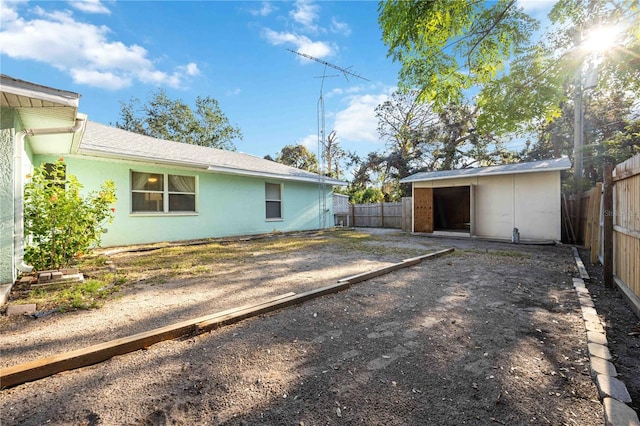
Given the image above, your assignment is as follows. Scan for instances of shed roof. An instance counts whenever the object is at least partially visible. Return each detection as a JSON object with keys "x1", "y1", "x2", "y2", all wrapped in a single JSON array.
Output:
[
  {"x1": 400, "y1": 157, "x2": 571, "y2": 183},
  {"x1": 78, "y1": 121, "x2": 345, "y2": 186}
]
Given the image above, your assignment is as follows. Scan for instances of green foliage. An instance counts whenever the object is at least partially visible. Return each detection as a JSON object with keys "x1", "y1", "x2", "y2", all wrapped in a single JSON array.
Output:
[
  {"x1": 274, "y1": 144, "x2": 319, "y2": 173},
  {"x1": 379, "y1": 0, "x2": 538, "y2": 110},
  {"x1": 349, "y1": 187, "x2": 385, "y2": 204},
  {"x1": 23, "y1": 159, "x2": 117, "y2": 270},
  {"x1": 115, "y1": 89, "x2": 242, "y2": 150}
]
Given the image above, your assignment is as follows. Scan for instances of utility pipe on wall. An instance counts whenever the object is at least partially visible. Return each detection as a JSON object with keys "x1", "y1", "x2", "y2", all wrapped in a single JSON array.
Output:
[{"x1": 12, "y1": 118, "x2": 86, "y2": 277}]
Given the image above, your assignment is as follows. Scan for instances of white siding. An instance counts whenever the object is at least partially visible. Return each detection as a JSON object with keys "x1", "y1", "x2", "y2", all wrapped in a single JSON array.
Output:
[{"x1": 413, "y1": 171, "x2": 562, "y2": 241}]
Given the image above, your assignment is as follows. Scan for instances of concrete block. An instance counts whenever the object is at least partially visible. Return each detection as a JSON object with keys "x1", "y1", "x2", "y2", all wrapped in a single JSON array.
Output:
[
  {"x1": 585, "y1": 320, "x2": 605, "y2": 334},
  {"x1": 597, "y1": 375, "x2": 632, "y2": 403},
  {"x1": 587, "y1": 331, "x2": 608, "y2": 346},
  {"x1": 6, "y1": 304, "x2": 37, "y2": 316},
  {"x1": 575, "y1": 286, "x2": 590, "y2": 295},
  {"x1": 583, "y1": 312, "x2": 602, "y2": 325},
  {"x1": 590, "y1": 356, "x2": 617, "y2": 377},
  {"x1": 37, "y1": 273, "x2": 52, "y2": 283},
  {"x1": 60, "y1": 268, "x2": 79, "y2": 275},
  {"x1": 582, "y1": 306, "x2": 598, "y2": 317},
  {"x1": 578, "y1": 297, "x2": 595, "y2": 308},
  {"x1": 51, "y1": 271, "x2": 63, "y2": 280},
  {"x1": 589, "y1": 343, "x2": 612, "y2": 360},
  {"x1": 19, "y1": 276, "x2": 34, "y2": 284},
  {"x1": 603, "y1": 397, "x2": 640, "y2": 426}
]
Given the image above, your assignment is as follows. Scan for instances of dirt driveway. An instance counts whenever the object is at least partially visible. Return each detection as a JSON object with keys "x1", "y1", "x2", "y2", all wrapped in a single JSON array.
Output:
[{"x1": 0, "y1": 229, "x2": 623, "y2": 424}]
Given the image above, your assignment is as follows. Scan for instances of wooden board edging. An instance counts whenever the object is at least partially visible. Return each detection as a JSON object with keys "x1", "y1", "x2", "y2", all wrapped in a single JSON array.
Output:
[
  {"x1": 1, "y1": 248, "x2": 455, "y2": 389},
  {"x1": 337, "y1": 248, "x2": 455, "y2": 284},
  {"x1": 0, "y1": 292, "x2": 296, "y2": 388}
]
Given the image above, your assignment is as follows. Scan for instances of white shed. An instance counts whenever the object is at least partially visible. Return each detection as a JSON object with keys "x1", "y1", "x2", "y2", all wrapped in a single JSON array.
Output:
[{"x1": 400, "y1": 157, "x2": 571, "y2": 242}]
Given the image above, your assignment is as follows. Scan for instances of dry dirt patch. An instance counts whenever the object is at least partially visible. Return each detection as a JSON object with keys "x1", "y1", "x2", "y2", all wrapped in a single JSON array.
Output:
[{"x1": 1, "y1": 230, "x2": 606, "y2": 425}]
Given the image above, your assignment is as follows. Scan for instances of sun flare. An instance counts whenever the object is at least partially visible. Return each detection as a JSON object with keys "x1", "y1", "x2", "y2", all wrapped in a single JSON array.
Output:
[{"x1": 583, "y1": 25, "x2": 620, "y2": 53}]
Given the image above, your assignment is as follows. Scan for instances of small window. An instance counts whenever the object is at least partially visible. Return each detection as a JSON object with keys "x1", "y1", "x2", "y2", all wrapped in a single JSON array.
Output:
[
  {"x1": 131, "y1": 172, "x2": 196, "y2": 213},
  {"x1": 265, "y1": 183, "x2": 282, "y2": 220}
]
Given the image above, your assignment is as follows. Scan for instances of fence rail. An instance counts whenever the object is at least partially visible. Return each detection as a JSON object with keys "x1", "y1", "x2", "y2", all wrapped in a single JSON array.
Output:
[
  {"x1": 577, "y1": 154, "x2": 640, "y2": 315},
  {"x1": 350, "y1": 202, "x2": 403, "y2": 228}
]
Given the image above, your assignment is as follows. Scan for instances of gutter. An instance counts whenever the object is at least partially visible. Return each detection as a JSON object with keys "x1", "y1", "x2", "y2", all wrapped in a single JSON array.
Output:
[
  {"x1": 13, "y1": 117, "x2": 86, "y2": 277},
  {"x1": 206, "y1": 165, "x2": 347, "y2": 186}
]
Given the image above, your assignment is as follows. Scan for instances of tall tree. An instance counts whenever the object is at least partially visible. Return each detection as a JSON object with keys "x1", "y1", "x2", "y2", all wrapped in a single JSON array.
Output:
[
  {"x1": 379, "y1": 0, "x2": 640, "y2": 138},
  {"x1": 115, "y1": 89, "x2": 242, "y2": 150},
  {"x1": 274, "y1": 144, "x2": 319, "y2": 173},
  {"x1": 379, "y1": 0, "x2": 538, "y2": 110},
  {"x1": 324, "y1": 130, "x2": 347, "y2": 179}
]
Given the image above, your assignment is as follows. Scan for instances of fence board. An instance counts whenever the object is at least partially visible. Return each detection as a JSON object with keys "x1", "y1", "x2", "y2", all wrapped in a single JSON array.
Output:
[
  {"x1": 613, "y1": 154, "x2": 640, "y2": 302},
  {"x1": 350, "y1": 202, "x2": 403, "y2": 229}
]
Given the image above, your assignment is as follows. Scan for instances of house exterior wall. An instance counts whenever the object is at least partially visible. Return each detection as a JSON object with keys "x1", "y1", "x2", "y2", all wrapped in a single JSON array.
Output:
[
  {"x1": 0, "y1": 109, "x2": 15, "y2": 284},
  {"x1": 35, "y1": 155, "x2": 331, "y2": 246},
  {"x1": 412, "y1": 171, "x2": 562, "y2": 241}
]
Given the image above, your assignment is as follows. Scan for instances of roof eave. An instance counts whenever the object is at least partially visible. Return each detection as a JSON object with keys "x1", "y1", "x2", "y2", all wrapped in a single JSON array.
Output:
[
  {"x1": 207, "y1": 165, "x2": 347, "y2": 186},
  {"x1": 0, "y1": 74, "x2": 81, "y2": 108},
  {"x1": 400, "y1": 164, "x2": 571, "y2": 184}
]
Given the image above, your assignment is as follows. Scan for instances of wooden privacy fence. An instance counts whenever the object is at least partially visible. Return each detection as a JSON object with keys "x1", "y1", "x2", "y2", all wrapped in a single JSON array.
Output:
[
  {"x1": 612, "y1": 155, "x2": 640, "y2": 307},
  {"x1": 347, "y1": 198, "x2": 412, "y2": 231},
  {"x1": 579, "y1": 154, "x2": 640, "y2": 315}
]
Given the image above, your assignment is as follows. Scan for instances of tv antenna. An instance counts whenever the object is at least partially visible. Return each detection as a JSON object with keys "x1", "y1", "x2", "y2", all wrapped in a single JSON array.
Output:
[{"x1": 287, "y1": 48, "x2": 368, "y2": 229}]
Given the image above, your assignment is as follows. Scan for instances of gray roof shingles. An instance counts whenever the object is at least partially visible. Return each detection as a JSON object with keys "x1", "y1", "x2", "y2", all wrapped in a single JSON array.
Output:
[
  {"x1": 400, "y1": 157, "x2": 572, "y2": 183},
  {"x1": 79, "y1": 121, "x2": 344, "y2": 185}
]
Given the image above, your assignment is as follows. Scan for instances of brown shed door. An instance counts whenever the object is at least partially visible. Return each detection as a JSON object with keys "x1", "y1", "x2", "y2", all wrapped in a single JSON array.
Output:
[{"x1": 414, "y1": 187, "x2": 434, "y2": 233}]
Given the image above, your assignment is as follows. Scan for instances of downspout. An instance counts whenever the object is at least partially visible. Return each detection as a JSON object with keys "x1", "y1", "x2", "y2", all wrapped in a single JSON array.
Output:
[{"x1": 13, "y1": 118, "x2": 86, "y2": 275}]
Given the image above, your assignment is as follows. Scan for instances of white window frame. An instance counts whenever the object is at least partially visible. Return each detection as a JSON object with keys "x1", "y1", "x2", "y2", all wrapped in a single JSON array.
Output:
[
  {"x1": 265, "y1": 182, "x2": 283, "y2": 221},
  {"x1": 131, "y1": 171, "x2": 198, "y2": 215}
]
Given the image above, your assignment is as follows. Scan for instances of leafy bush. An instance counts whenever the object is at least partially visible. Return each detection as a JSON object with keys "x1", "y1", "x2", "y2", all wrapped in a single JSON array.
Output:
[{"x1": 23, "y1": 159, "x2": 116, "y2": 270}]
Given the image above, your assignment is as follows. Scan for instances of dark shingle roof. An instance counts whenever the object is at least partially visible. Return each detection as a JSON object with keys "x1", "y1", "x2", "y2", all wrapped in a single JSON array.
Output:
[{"x1": 79, "y1": 121, "x2": 344, "y2": 185}]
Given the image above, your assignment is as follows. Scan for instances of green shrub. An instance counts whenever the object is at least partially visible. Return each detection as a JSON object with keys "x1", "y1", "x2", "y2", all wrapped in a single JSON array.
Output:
[{"x1": 23, "y1": 158, "x2": 117, "y2": 270}]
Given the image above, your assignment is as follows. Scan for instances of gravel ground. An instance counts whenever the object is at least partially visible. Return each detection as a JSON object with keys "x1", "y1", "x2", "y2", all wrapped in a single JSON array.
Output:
[{"x1": 0, "y1": 229, "x2": 623, "y2": 425}]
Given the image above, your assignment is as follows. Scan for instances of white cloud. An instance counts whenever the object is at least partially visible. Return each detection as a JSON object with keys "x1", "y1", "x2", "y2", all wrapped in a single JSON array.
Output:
[
  {"x1": 0, "y1": 3, "x2": 198, "y2": 90},
  {"x1": 330, "y1": 17, "x2": 351, "y2": 36},
  {"x1": 70, "y1": 69, "x2": 130, "y2": 89},
  {"x1": 226, "y1": 87, "x2": 242, "y2": 96},
  {"x1": 262, "y1": 28, "x2": 333, "y2": 58},
  {"x1": 179, "y1": 62, "x2": 200, "y2": 76},
  {"x1": 68, "y1": 0, "x2": 111, "y2": 15},
  {"x1": 0, "y1": 1, "x2": 23, "y2": 23},
  {"x1": 290, "y1": 0, "x2": 319, "y2": 33},
  {"x1": 296, "y1": 134, "x2": 319, "y2": 152},
  {"x1": 333, "y1": 93, "x2": 390, "y2": 143},
  {"x1": 249, "y1": 1, "x2": 275, "y2": 17}
]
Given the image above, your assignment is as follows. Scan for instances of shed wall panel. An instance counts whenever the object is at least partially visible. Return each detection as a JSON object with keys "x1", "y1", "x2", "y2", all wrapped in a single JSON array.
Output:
[{"x1": 412, "y1": 170, "x2": 562, "y2": 241}]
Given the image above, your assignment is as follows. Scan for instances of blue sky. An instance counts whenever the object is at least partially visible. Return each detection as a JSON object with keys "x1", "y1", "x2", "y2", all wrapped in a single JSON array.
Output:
[{"x1": 1, "y1": 0, "x2": 555, "y2": 162}]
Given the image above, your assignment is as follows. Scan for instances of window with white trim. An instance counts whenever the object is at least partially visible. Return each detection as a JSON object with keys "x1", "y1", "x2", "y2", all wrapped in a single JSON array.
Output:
[
  {"x1": 265, "y1": 182, "x2": 282, "y2": 220},
  {"x1": 131, "y1": 172, "x2": 196, "y2": 213}
]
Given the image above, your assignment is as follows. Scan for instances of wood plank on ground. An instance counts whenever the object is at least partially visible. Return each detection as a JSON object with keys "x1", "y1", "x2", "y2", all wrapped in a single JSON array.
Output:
[
  {"x1": 0, "y1": 292, "x2": 295, "y2": 388},
  {"x1": 337, "y1": 248, "x2": 455, "y2": 284},
  {"x1": 1, "y1": 248, "x2": 454, "y2": 388}
]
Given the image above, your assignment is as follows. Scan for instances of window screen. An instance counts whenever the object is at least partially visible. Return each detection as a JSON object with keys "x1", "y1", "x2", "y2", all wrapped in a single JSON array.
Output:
[
  {"x1": 265, "y1": 183, "x2": 282, "y2": 219},
  {"x1": 131, "y1": 172, "x2": 196, "y2": 213}
]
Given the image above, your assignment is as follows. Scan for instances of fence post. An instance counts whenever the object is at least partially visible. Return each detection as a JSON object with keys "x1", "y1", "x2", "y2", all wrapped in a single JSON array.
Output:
[
  {"x1": 380, "y1": 202, "x2": 384, "y2": 228},
  {"x1": 590, "y1": 183, "x2": 602, "y2": 264},
  {"x1": 603, "y1": 162, "x2": 614, "y2": 289}
]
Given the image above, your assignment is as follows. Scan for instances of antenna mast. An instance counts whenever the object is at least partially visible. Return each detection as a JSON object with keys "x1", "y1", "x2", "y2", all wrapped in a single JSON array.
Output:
[{"x1": 287, "y1": 48, "x2": 369, "y2": 230}]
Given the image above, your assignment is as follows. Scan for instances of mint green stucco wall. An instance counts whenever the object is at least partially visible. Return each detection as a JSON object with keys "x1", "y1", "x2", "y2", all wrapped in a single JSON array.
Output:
[
  {"x1": 0, "y1": 108, "x2": 16, "y2": 284},
  {"x1": 35, "y1": 155, "x2": 332, "y2": 247}
]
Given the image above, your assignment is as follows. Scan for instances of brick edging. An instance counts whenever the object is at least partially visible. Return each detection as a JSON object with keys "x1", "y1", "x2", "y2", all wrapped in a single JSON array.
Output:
[{"x1": 571, "y1": 259, "x2": 639, "y2": 425}]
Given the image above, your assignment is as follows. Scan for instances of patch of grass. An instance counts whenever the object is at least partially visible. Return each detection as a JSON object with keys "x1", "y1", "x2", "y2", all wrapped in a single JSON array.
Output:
[{"x1": 21, "y1": 278, "x2": 120, "y2": 311}]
